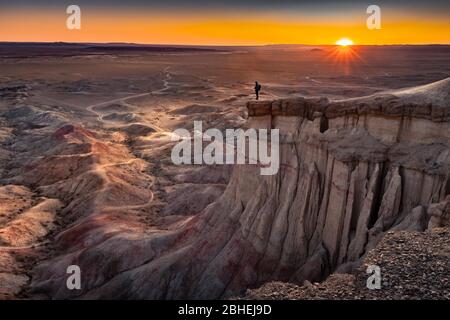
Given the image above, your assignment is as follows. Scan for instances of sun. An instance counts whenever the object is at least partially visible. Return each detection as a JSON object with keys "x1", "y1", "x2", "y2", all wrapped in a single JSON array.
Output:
[
  {"x1": 336, "y1": 38, "x2": 354, "y2": 47},
  {"x1": 326, "y1": 38, "x2": 363, "y2": 75}
]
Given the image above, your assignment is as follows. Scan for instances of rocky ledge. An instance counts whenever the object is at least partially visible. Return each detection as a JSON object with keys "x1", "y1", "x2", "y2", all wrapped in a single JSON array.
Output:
[
  {"x1": 242, "y1": 227, "x2": 450, "y2": 300},
  {"x1": 247, "y1": 77, "x2": 450, "y2": 122}
]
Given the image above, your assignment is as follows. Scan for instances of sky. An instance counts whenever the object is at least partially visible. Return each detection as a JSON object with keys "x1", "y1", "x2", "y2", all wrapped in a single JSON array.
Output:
[{"x1": 0, "y1": 0, "x2": 449, "y2": 45}]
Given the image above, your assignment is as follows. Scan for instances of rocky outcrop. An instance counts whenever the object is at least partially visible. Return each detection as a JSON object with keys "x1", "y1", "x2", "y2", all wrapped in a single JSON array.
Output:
[
  {"x1": 25, "y1": 78, "x2": 450, "y2": 299},
  {"x1": 247, "y1": 77, "x2": 450, "y2": 122},
  {"x1": 0, "y1": 85, "x2": 29, "y2": 100},
  {"x1": 427, "y1": 197, "x2": 450, "y2": 228}
]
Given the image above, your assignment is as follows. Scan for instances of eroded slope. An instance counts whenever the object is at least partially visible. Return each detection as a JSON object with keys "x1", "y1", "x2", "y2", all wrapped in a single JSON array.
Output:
[{"x1": 23, "y1": 78, "x2": 450, "y2": 299}]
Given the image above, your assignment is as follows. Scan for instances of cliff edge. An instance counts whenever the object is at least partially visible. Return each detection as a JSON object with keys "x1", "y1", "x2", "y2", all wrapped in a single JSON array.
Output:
[{"x1": 24, "y1": 77, "x2": 450, "y2": 299}]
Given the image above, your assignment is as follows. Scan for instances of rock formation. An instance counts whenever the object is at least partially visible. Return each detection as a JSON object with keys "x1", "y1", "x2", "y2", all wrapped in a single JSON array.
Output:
[{"x1": 1, "y1": 78, "x2": 449, "y2": 299}]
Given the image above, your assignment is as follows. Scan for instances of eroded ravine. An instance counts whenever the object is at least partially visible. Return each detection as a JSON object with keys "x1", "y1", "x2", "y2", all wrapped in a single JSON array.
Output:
[
  {"x1": 0, "y1": 67, "x2": 231, "y2": 299},
  {"x1": 0, "y1": 75, "x2": 448, "y2": 300},
  {"x1": 15, "y1": 78, "x2": 448, "y2": 299}
]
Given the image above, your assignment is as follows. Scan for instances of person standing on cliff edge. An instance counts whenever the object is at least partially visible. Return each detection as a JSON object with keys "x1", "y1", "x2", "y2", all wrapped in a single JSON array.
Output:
[{"x1": 254, "y1": 81, "x2": 261, "y2": 100}]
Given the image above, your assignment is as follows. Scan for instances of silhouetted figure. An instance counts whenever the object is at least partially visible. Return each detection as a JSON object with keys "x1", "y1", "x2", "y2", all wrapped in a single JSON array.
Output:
[{"x1": 254, "y1": 81, "x2": 261, "y2": 100}]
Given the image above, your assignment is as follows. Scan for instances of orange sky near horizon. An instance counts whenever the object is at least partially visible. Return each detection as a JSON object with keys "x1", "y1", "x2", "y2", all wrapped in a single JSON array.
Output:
[{"x1": 0, "y1": 8, "x2": 449, "y2": 45}]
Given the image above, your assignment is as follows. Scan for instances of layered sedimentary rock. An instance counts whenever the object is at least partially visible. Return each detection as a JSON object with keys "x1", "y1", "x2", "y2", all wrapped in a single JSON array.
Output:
[{"x1": 23, "y1": 78, "x2": 450, "y2": 299}]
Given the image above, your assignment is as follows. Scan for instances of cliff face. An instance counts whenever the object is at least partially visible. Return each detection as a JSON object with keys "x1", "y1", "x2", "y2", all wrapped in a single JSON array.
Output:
[
  {"x1": 29, "y1": 78, "x2": 450, "y2": 299},
  {"x1": 242, "y1": 78, "x2": 450, "y2": 280}
]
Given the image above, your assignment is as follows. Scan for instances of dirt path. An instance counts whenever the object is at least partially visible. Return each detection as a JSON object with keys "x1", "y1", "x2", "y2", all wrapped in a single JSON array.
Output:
[
  {"x1": 0, "y1": 241, "x2": 49, "y2": 252},
  {"x1": 86, "y1": 67, "x2": 172, "y2": 123},
  {"x1": 0, "y1": 67, "x2": 172, "y2": 286}
]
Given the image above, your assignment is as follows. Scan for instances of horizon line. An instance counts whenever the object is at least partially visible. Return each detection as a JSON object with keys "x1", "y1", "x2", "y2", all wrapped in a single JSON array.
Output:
[{"x1": 1, "y1": 41, "x2": 450, "y2": 47}]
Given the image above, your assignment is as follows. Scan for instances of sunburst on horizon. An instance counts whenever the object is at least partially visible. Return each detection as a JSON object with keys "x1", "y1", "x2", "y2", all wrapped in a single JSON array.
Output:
[
  {"x1": 336, "y1": 38, "x2": 354, "y2": 47},
  {"x1": 326, "y1": 38, "x2": 364, "y2": 75}
]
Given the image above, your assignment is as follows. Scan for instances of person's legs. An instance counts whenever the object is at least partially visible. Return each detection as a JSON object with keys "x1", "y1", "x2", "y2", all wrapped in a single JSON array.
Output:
[{"x1": 256, "y1": 91, "x2": 259, "y2": 100}]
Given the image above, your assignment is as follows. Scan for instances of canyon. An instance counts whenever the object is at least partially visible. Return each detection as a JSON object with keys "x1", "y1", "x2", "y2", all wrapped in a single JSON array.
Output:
[
  {"x1": 1, "y1": 77, "x2": 448, "y2": 299},
  {"x1": 0, "y1": 44, "x2": 449, "y2": 299}
]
